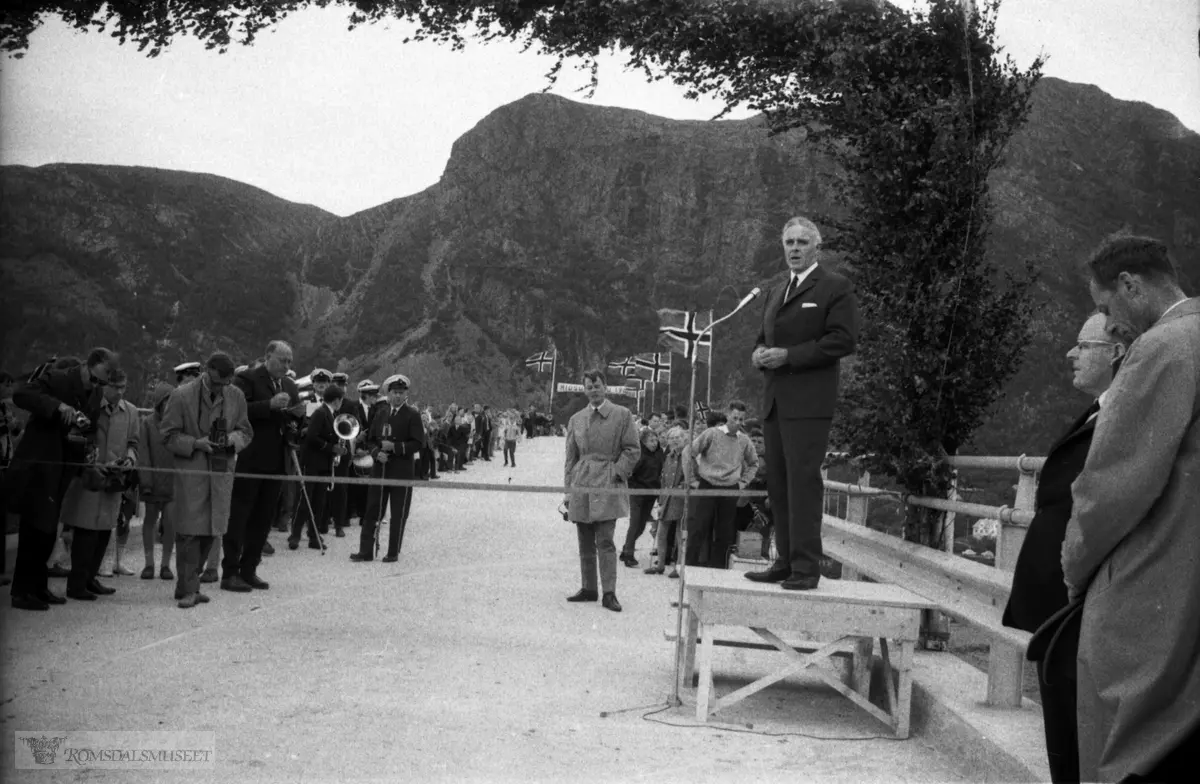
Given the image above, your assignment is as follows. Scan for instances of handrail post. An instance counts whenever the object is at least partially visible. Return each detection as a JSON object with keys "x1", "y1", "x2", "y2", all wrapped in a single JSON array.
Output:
[
  {"x1": 842, "y1": 471, "x2": 871, "y2": 581},
  {"x1": 986, "y1": 456, "x2": 1038, "y2": 707}
]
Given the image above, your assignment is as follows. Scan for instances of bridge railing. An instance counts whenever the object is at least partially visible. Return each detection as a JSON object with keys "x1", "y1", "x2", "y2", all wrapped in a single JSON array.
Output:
[{"x1": 818, "y1": 455, "x2": 1044, "y2": 708}]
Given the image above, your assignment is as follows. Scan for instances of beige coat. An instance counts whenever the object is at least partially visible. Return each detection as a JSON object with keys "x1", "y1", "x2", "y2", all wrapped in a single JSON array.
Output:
[
  {"x1": 59, "y1": 398, "x2": 140, "y2": 531},
  {"x1": 564, "y1": 398, "x2": 640, "y2": 523},
  {"x1": 161, "y1": 377, "x2": 252, "y2": 537},
  {"x1": 1062, "y1": 298, "x2": 1200, "y2": 781}
]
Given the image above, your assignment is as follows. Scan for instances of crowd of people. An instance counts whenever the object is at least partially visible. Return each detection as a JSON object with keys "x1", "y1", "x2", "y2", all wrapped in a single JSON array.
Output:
[{"x1": 0, "y1": 342, "x2": 536, "y2": 609}]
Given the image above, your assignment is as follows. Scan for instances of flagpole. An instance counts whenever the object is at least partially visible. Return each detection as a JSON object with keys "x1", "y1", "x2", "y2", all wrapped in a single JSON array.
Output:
[
  {"x1": 667, "y1": 353, "x2": 673, "y2": 413},
  {"x1": 707, "y1": 309, "x2": 714, "y2": 405},
  {"x1": 548, "y1": 349, "x2": 557, "y2": 421}
]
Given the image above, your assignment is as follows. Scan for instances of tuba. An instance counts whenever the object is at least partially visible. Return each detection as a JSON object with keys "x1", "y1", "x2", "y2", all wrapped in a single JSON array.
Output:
[{"x1": 335, "y1": 412, "x2": 374, "y2": 476}]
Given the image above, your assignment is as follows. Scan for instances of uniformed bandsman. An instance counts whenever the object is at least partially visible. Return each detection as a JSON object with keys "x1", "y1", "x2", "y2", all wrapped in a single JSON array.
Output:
[
  {"x1": 174, "y1": 362, "x2": 202, "y2": 386},
  {"x1": 351, "y1": 374, "x2": 424, "y2": 563}
]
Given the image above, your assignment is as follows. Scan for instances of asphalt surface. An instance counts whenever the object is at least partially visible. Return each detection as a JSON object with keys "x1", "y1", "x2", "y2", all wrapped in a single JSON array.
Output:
[{"x1": 2, "y1": 436, "x2": 978, "y2": 783}]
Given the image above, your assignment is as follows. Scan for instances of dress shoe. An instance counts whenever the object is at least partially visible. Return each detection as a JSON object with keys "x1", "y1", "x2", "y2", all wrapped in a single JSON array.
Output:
[
  {"x1": 200, "y1": 568, "x2": 218, "y2": 583},
  {"x1": 160, "y1": 566, "x2": 174, "y2": 580},
  {"x1": 178, "y1": 593, "x2": 199, "y2": 609},
  {"x1": 667, "y1": 568, "x2": 680, "y2": 579},
  {"x1": 602, "y1": 592, "x2": 623, "y2": 612},
  {"x1": 36, "y1": 589, "x2": 66, "y2": 605},
  {"x1": 140, "y1": 565, "x2": 156, "y2": 580},
  {"x1": 745, "y1": 565, "x2": 791, "y2": 584},
  {"x1": 780, "y1": 575, "x2": 820, "y2": 591},
  {"x1": 287, "y1": 538, "x2": 300, "y2": 550},
  {"x1": 220, "y1": 575, "x2": 253, "y2": 593},
  {"x1": 47, "y1": 564, "x2": 70, "y2": 578},
  {"x1": 67, "y1": 589, "x2": 97, "y2": 601},
  {"x1": 262, "y1": 541, "x2": 275, "y2": 556},
  {"x1": 12, "y1": 593, "x2": 50, "y2": 611},
  {"x1": 620, "y1": 554, "x2": 639, "y2": 568},
  {"x1": 382, "y1": 554, "x2": 398, "y2": 563},
  {"x1": 242, "y1": 574, "x2": 269, "y2": 590},
  {"x1": 334, "y1": 527, "x2": 345, "y2": 538},
  {"x1": 113, "y1": 563, "x2": 135, "y2": 576},
  {"x1": 195, "y1": 592, "x2": 211, "y2": 603},
  {"x1": 350, "y1": 553, "x2": 373, "y2": 562},
  {"x1": 566, "y1": 589, "x2": 598, "y2": 603},
  {"x1": 87, "y1": 579, "x2": 116, "y2": 595},
  {"x1": 643, "y1": 565, "x2": 665, "y2": 575}
]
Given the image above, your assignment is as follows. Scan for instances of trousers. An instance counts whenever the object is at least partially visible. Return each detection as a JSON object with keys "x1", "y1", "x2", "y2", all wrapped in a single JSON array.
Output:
[
  {"x1": 763, "y1": 415, "x2": 831, "y2": 579},
  {"x1": 175, "y1": 534, "x2": 215, "y2": 598},
  {"x1": 68, "y1": 528, "x2": 112, "y2": 594},
  {"x1": 620, "y1": 495, "x2": 656, "y2": 558},
  {"x1": 223, "y1": 476, "x2": 281, "y2": 580},
  {"x1": 576, "y1": 520, "x2": 617, "y2": 595},
  {"x1": 685, "y1": 479, "x2": 740, "y2": 569}
]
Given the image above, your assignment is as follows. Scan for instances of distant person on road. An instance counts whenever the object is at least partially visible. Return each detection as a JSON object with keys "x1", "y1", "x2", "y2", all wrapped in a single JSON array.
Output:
[
  {"x1": 563, "y1": 369, "x2": 640, "y2": 613},
  {"x1": 1003, "y1": 311, "x2": 1131, "y2": 784},
  {"x1": 1061, "y1": 235, "x2": 1199, "y2": 782}
]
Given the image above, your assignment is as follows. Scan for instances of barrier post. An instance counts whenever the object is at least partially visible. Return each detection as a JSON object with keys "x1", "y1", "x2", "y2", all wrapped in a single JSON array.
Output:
[{"x1": 985, "y1": 458, "x2": 1037, "y2": 707}]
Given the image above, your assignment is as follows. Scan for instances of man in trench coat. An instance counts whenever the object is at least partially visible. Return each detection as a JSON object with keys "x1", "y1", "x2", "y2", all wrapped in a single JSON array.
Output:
[
  {"x1": 1063, "y1": 235, "x2": 1200, "y2": 782},
  {"x1": 162, "y1": 353, "x2": 252, "y2": 609},
  {"x1": 563, "y1": 369, "x2": 640, "y2": 613}
]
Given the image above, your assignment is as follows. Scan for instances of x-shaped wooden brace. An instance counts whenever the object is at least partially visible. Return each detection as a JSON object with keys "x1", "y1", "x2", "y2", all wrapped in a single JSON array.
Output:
[{"x1": 696, "y1": 625, "x2": 900, "y2": 734}]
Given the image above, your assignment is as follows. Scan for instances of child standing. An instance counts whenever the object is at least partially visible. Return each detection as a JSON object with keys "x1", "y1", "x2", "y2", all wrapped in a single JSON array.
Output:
[{"x1": 647, "y1": 426, "x2": 687, "y2": 576}]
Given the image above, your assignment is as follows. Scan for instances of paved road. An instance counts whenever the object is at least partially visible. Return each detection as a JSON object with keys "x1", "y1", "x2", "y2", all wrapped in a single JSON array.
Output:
[{"x1": 2, "y1": 437, "x2": 975, "y2": 782}]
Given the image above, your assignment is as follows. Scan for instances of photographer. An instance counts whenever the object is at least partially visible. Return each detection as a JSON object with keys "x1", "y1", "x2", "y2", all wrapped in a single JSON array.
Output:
[
  {"x1": 222, "y1": 341, "x2": 300, "y2": 593},
  {"x1": 8, "y1": 348, "x2": 116, "y2": 611},
  {"x1": 162, "y1": 352, "x2": 251, "y2": 609},
  {"x1": 60, "y1": 368, "x2": 140, "y2": 601}
]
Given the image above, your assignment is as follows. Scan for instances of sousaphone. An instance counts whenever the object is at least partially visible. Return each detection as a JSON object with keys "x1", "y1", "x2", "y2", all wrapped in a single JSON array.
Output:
[{"x1": 334, "y1": 413, "x2": 374, "y2": 476}]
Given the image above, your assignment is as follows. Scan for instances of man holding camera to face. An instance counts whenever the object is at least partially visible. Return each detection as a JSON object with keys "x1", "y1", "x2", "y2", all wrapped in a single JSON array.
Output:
[
  {"x1": 161, "y1": 352, "x2": 252, "y2": 609},
  {"x1": 222, "y1": 340, "x2": 301, "y2": 593},
  {"x1": 7, "y1": 348, "x2": 116, "y2": 611}
]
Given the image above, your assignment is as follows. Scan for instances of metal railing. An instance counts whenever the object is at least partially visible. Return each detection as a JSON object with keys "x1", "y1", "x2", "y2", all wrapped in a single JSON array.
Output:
[{"x1": 818, "y1": 455, "x2": 1043, "y2": 708}]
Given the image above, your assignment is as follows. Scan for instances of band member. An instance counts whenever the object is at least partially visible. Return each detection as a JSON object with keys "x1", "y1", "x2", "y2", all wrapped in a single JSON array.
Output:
[
  {"x1": 288, "y1": 383, "x2": 345, "y2": 550},
  {"x1": 352, "y1": 375, "x2": 424, "y2": 563},
  {"x1": 60, "y1": 368, "x2": 139, "y2": 601},
  {"x1": 746, "y1": 216, "x2": 859, "y2": 591},
  {"x1": 328, "y1": 372, "x2": 367, "y2": 534},
  {"x1": 174, "y1": 361, "x2": 202, "y2": 386},
  {"x1": 8, "y1": 348, "x2": 115, "y2": 611},
  {"x1": 222, "y1": 341, "x2": 300, "y2": 593},
  {"x1": 161, "y1": 352, "x2": 252, "y2": 609}
]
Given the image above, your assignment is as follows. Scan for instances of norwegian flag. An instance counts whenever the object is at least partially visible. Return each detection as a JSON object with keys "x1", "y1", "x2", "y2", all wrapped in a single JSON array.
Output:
[
  {"x1": 525, "y1": 350, "x2": 554, "y2": 373},
  {"x1": 695, "y1": 400, "x2": 712, "y2": 420},
  {"x1": 623, "y1": 376, "x2": 645, "y2": 391},
  {"x1": 634, "y1": 352, "x2": 671, "y2": 383},
  {"x1": 657, "y1": 309, "x2": 712, "y2": 364},
  {"x1": 606, "y1": 356, "x2": 640, "y2": 378}
]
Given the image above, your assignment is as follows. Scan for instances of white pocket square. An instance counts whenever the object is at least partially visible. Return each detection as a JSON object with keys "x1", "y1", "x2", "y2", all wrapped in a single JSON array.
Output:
[{"x1": 801, "y1": 302, "x2": 818, "y2": 309}]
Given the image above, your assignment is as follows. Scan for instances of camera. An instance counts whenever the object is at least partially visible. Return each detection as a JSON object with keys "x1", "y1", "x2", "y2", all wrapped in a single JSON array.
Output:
[{"x1": 208, "y1": 417, "x2": 236, "y2": 472}]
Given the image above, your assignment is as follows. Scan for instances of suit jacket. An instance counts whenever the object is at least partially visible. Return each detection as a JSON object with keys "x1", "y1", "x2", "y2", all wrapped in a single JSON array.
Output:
[
  {"x1": 1001, "y1": 400, "x2": 1099, "y2": 633},
  {"x1": 756, "y1": 265, "x2": 859, "y2": 420},
  {"x1": 300, "y1": 404, "x2": 340, "y2": 475},
  {"x1": 232, "y1": 365, "x2": 300, "y2": 474},
  {"x1": 1062, "y1": 298, "x2": 1200, "y2": 781},
  {"x1": 6, "y1": 365, "x2": 104, "y2": 526},
  {"x1": 365, "y1": 402, "x2": 425, "y2": 479}
]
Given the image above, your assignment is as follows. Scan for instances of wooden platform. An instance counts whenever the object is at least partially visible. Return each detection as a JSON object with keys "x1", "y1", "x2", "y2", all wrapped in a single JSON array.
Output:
[{"x1": 676, "y1": 567, "x2": 937, "y2": 738}]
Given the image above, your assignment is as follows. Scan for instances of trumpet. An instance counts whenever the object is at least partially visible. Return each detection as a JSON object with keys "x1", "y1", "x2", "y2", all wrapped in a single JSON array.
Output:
[{"x1": 332, "y1": 413, "x2": 360, "y2": 489}]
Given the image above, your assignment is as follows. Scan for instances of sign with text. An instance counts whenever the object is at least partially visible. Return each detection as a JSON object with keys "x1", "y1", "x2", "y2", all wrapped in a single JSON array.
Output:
[
  {"x1": 15, "y1": 731, "x2": 216, "y2": 770},
  {"x1": 557, "y1": 383, "x2": 641, "y2": 396}
]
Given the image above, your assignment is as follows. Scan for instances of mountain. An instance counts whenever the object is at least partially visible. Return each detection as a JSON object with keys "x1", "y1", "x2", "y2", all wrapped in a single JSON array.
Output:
[{"x1": 2, "y1": 77, "x2": 1197, "y2": 466}]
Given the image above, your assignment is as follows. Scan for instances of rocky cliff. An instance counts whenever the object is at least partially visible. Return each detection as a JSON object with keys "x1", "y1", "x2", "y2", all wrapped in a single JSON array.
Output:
[{"x1": 2, "y1": 76, "x2": 1196, "y2": 461}]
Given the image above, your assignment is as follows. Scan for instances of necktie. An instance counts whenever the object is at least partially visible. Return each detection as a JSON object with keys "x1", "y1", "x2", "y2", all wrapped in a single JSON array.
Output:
[
  {"x1": 1085, "y1": 400, "x2": 1101, "y2": 423},
  {"x1": 785, "y1": 275, "x2": 799, "y2": 302}
]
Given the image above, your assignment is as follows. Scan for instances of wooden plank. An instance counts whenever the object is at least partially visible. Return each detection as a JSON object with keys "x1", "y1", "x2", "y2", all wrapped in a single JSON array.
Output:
[
  {"x1": 851, "y1": 637, "x2": 874, "y2": 698},
  {"x1": 895, "y1": 640, "x2": 915, "y2": 739},
  {"x1": 706, "y1": 635, "x2": 851, "y2": 717},
  {"x1": 696, "y1": 621, "x2": 716, "y2": 721},
  {"x1": 684, "y1": 567, "x2": 934, "y2": 610},
  {"x1": 698, "y1": 590, "x2": 922, "y2": 641},
  {"x1": 662, "y1": 626, "x2": 858, "y2": 656}
]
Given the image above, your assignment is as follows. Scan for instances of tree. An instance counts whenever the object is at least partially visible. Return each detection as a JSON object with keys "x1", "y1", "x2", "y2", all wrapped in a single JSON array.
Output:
[{"x1": 4, "y1": 0, "x2": 1043, "y2": 547}]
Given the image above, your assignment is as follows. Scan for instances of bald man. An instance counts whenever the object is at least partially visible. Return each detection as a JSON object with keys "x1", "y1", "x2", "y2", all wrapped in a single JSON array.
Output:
[{"x1": 1003, "y1": 312, "x2": 1131, "y2": 783}]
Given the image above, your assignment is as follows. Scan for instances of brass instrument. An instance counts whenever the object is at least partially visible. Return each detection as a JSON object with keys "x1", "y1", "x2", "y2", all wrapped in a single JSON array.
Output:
[{"x1": 332, "y1": 413, "x2": 360, "y2": 489}]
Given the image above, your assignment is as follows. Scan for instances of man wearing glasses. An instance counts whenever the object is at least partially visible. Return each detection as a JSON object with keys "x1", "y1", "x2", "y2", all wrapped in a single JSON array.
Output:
[{"x1": 1002, "y1": 311, "x2": 1131, "y2": 783}]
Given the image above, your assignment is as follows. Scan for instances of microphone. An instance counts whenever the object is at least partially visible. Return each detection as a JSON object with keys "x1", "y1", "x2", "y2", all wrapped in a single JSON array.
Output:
[{"x1": 733, "y1": 287, "x2": 762, "y2": 314}]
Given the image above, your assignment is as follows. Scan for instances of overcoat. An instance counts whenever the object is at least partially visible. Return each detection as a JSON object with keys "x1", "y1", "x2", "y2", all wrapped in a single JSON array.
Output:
[
  {"x1": 564, "y1": 398, "x2": 640, "y2": 523},
  {"x1": 1061, "y1": 298, "x2": 1200, "y2": 781},
  {"x1": 138, "y1": 383, "x2": 176, "y2": 504},
  {"x1": 161, "y1": 377, "x2": 252, "y2": 537},
  {"x1": 59, "y1": 398, "x2": 140, "y2": 531}
]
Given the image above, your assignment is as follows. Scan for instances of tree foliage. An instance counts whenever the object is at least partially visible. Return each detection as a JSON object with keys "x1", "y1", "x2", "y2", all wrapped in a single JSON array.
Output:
[{"x1": 3, "y1": 0, "x2": 1044, "y2": 542}]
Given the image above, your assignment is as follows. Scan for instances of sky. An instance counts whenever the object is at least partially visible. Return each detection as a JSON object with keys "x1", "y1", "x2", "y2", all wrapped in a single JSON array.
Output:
[{"x1": 1, "y1": 0, "x2": 1197, "y2": 216}]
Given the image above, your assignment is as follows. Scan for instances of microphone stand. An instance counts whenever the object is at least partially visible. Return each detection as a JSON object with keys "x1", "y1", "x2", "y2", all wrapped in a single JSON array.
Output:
[{"x1": 671, "y1": 287, "x2": 761, "y2": 707}]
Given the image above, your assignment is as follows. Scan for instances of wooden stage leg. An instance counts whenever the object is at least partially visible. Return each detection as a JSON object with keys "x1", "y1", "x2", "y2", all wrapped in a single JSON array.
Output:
[
  {"x1": 851, "y1": 636, "x2": 874, "y2": 699},
  {"x1": 696, "y1": 621, "x2": 715, "y2": 721}
]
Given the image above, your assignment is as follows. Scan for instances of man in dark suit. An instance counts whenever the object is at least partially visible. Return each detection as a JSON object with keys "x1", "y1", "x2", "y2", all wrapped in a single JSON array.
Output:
[
  {"x1": 745, "y1": 217, "x2": 859, "y2": 591},
  {"x1": 351, "y1": 375, "x2": 425, "y2": 563},
  {"x1": 289, "y1": 384, "x2": 346, "y2": 550},
  {"x1": 8, "y1": 348, "x2": 117, "y2": 610},
  {"x1": 1002, "y1": 312, "x2": 1130, "y2": 783},
  {"x1": 221, "y1": 340, "x2": 301, "y2": 592}
]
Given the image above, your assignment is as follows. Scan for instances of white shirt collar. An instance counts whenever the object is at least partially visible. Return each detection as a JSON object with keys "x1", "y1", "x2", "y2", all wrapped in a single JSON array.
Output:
[
  {"x1": 1160, "y1": 297, "x2": 1190, "y2": 322},
  {"x1": 790, "y1": 263, "x2": 819, "y2": 288},
  {"x1": 1097, "y1": 390, "x2": 1110, "y2": 409}
]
